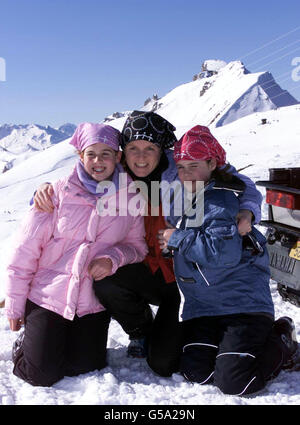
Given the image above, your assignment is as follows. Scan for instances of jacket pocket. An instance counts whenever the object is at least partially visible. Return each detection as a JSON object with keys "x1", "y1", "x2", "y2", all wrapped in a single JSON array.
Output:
[
  {"x1": 205, "y1": 224, "x2": 241, "y2": 267},
  {"x1": 179, "y1": 276, "x2": 196, "y2": 283},
  {"x1": 206, "y1": 224, "x2": 236, "y2": 240}
]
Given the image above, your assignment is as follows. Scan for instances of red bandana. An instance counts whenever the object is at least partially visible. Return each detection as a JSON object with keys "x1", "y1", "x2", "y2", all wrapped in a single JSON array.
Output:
[{"x1": 174, "y1": 125, "x2": 226, "y2": 167}]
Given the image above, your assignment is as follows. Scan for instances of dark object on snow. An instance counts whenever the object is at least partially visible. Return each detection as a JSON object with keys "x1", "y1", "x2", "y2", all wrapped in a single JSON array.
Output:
[
  {"x1": 127, "y1": 337, "x2": 148, "y2": 358},
  {"x1": 273, "y1": 316, "x2": 300, "y2": 370}
]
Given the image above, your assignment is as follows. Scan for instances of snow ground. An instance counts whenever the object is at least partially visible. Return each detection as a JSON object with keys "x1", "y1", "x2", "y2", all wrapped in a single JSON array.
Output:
[{"x1": 0, "y1": 281, "x2": 299, "y2": 406}]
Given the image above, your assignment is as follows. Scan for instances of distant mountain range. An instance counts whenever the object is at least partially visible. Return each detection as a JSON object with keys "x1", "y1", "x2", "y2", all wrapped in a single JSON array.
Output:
[{"x1": 0, "y1": 123, "x2": 76, "y2": 173}]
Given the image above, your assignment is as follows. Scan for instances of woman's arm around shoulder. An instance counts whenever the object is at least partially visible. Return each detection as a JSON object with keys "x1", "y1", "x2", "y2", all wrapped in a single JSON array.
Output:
[{"x1": 224, "y1": 163, "x2": 262, "y2": 224}]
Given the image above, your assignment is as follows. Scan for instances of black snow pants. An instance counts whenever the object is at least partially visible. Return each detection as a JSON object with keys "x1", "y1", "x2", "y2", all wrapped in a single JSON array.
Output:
[
  {"x1": 13, "y1": 299, "x2": 110, "y2": 387},
  {"x1": 93, "y1": 262, "x2": 183, "y2": 377},
  {"x1": 180, "y1": 313, "x2": 287, "y2": 396}
]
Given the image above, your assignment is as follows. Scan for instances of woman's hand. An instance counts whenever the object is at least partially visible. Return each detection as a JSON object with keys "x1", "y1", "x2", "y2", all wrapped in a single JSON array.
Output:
[
  {"x1": 34, "y1": 183, "x2": 54, "y2": 212},
  {"x1": 88, "y1": 258, "x2": 113, "y2": 281},
  {"x1": 8, "y1": 317, "x2": 24, "y2": 331},
  {"x1": 157, "y1": 228, "x2": 176, "y2": 250},
  {"x1": 236, "y1": 209, "x2": 253, "y2": 236}
]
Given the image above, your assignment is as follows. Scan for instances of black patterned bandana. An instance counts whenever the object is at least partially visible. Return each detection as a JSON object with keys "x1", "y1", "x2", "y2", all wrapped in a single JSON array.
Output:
[{"x1": 121, "y1": 110, "x2": 177, "y2": 150}]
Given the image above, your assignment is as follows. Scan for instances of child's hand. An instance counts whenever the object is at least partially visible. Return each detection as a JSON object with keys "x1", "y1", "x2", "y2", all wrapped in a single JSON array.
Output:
[
  {"x1": 157, "y1": 229, "x2": 176, "y2": 250},
  {"x1": 34, "y1": 183, "x2": 54, "y2": 212},
  {"x1": 8, "y1": 317, "x2": 24, "y2": 331},
  {"x1": 88, "y1": 258, "x2": 113, "y2": 281},
  {"x1": 236, "y1": 209, "x2": 253, "y2": 236}
]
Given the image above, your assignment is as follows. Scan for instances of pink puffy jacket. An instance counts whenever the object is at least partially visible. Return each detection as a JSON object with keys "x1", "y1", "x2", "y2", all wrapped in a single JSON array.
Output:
[{"x1": 5, "y1": 167, "x2": 148, "y2": 321}]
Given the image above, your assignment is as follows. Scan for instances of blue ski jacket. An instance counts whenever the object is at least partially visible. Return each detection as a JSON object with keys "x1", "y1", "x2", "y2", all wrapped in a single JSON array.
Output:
[{"x1": 168, "y1": 180, "x2": 274, "y2": 321}]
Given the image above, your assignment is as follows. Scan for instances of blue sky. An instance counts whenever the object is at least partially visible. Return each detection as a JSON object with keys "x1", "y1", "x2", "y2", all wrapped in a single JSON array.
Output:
[{"x1": 1, "y1": 0, "x2": 300, "y2": 127}]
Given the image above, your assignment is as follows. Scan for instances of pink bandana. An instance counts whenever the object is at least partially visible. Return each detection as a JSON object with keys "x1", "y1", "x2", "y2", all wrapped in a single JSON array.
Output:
[
  {"x1": 174, "y1": 125, "x2": 226, "y2": 167},
  {"x1": 69, "y1": 123, "x2": 121, "y2": 152}
]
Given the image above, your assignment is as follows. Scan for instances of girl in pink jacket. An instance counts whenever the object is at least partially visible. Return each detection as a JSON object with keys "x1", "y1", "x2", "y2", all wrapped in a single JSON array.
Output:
[{"x1": 5, "y1": 123, "x2": 147, "y2": 387}]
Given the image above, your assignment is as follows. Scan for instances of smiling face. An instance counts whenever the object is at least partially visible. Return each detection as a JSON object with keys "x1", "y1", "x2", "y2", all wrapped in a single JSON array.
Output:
[
  {"x1": 80, "y1": 142, "x2": 121, "y2": 182},
  {"x1": 124, "y1": 139, "x2": 162, "y2": 178},
  {"x1": 176, "y1": 158, "x2": 217, "y2": 192}
]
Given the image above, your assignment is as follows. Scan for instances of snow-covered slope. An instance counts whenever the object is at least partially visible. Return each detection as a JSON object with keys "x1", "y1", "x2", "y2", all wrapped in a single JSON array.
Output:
[
  {"x1": 0, "y1": 123, "x2": 76, "y2": 173},
  {"x1": 106, "y1": 60, "x2": 298, "y2": 132},
  {"x1": 0, "y1": 102, "x2": 299, "y2": 405},
  {"x1": 143, "y1": 61, "x2": 298, "y2": 128},
  {"x1": 213, "y1": 104, "x2": 300, "y2": 180}
]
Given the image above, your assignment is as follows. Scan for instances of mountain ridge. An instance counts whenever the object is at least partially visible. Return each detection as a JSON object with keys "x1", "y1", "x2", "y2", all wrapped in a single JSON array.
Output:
[
  {"x1": 0, "y1": 123, "x2": 76, "y2": 173},
  {"x1": 1, "y1": 60, "x2": 298, "y2": 173},
  {"x1": 104, "y1": 60, "x2": 298, "y2": 129}
]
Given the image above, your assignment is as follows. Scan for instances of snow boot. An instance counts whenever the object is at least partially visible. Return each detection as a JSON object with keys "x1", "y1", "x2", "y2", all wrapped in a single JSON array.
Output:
[
  {"x1": 273, "y1": 316, "x2": 300, "y2": 371},
  {"x1": 127, "y1": 337, "x2": 148, "y2": 358}
]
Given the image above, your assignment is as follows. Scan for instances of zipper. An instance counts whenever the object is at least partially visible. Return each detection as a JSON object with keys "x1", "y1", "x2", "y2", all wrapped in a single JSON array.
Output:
[{"x1": 195, "y1": 262, "x2": 210, "y2": 286}]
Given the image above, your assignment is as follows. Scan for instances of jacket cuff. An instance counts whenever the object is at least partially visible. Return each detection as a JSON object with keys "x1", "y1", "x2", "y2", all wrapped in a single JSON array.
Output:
[
  {"x1": 95, "y1": 255, "x2": 120, "y2": 275},
  {"x1": 4, "y1": 296, "x2": 25, "y2": 319},
  {"x1": 168, "y1": 229, "x2": 188, "y2": 251},
  {"x1": 239, "y1": 201, "x2": 261, "y2": 224}
]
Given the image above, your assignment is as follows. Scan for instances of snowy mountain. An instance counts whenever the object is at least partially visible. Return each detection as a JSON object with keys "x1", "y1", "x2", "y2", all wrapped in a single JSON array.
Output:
[
  {"x1": 0, "y1": 61, "x2": 299, "y2": 406},
  {"x1": 0, "y1": 123, "x2": 76, "y2": 173},
  {"x1": 57, "y1": 123, "x2": 77, "y2": 136},
  {"x1": 105, "y1": 60, "x2": 298, "y2": 131},
  {"x1": 1, "y1": 60, "x2": 298, "y2": 176}
]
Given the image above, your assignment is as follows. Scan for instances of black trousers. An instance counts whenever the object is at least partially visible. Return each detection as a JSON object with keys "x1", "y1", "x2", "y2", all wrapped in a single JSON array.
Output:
[
  {"x1": 13, "y1": 300, "x2": 110, "y2": 387},
  {"x1": 180, "y1": 314, "x2": 286, "y2": 396},
  {"x1": 93, "y1": 263, "x2": 183, "y2": 377}
]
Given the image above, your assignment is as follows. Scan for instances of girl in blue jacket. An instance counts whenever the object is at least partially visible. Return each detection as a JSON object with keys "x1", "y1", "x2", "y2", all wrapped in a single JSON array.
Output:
[{"x1": 158, "y1": 125, "x2": 299, "y2": 395}]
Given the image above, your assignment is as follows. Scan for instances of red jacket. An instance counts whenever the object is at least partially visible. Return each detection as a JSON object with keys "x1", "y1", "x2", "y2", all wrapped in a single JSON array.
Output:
[{"x1": 143, "y1": 203, "x2": 175, "y2": 283}]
